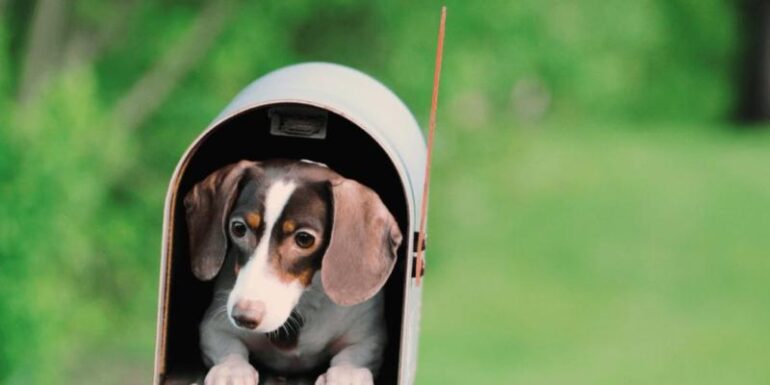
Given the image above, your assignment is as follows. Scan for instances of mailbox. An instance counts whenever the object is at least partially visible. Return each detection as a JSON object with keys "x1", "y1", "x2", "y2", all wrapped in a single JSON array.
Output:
[{"x1": 154, "y1": 62, "x2": 427, "y2": 384}]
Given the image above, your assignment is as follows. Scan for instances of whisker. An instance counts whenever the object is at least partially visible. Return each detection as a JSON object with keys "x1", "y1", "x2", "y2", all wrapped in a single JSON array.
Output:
[
  {"x1": 212, "y1": 291, "x2": 230, "y2": 301},
  {"x1": 294, "y1": 310, "x2": 306, "y2": 326}
]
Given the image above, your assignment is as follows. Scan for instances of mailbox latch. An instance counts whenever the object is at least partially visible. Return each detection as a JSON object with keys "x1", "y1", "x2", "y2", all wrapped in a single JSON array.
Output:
[
  {"x1": 411, "y1": 231, "x2": 426, "y2": 278},
  {"x1": 269, "y1": 106, "x2": 327, "y2": 139}
]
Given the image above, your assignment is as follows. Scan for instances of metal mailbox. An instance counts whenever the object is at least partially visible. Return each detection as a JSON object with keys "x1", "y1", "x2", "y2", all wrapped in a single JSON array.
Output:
[{"x1": 154, "y1": 62, "x2": 427, "y2": 384}]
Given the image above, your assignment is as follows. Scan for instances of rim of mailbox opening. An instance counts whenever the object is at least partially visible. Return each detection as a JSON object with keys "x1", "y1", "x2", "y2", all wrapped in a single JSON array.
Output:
[{"x1": 154, "y1": 62, "x2": 429, "y2": 385}]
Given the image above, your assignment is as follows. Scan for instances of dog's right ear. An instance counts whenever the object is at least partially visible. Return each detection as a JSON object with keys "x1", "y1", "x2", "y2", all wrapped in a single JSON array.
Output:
[
  {"x1": 183, "y1": 160, "x2": 261, "y2": 281},
  {"x1": 320, "y1": 177, "x2": 403, "y2": 306}
]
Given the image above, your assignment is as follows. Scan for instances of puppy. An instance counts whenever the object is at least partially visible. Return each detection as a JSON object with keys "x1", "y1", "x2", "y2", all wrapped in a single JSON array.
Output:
[{"x1": 184, "y1": 159, "x2": 403, "y2": 385}]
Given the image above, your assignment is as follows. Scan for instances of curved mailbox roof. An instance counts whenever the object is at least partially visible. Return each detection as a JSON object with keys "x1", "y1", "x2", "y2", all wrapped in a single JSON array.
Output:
[{"x1": 210, "y1": 62, "x2": 427, "y2": 221}]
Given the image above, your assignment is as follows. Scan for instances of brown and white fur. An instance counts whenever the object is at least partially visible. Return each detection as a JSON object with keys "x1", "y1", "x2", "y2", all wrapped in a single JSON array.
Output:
[{"x1": 184, "y1": 159, "x2": 403, "y2": 385}]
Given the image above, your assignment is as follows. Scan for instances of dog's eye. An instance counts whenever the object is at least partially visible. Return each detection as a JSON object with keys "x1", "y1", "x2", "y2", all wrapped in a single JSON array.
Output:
[
  {"x1": 230, "y1": 220, "x2": 247, "y2": 238},
  {"x1": 294, "y1": 231, "x2": 315, "y2": 249}
]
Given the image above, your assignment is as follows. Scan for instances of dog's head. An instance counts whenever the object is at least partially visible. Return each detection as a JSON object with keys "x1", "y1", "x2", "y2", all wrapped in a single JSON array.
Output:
[{"x1": 183, "y1": 159, "x2": 402, "y2": 332}]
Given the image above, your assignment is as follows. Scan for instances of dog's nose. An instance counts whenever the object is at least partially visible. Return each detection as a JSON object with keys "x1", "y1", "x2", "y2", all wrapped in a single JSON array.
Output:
[{"x1": 232, "y1": 299, "x2": 266, "y2": 330}]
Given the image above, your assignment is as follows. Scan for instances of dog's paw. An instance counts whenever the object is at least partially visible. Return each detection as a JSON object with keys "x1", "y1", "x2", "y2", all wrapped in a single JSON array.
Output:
[
  {"x1": 204, "y1": 355, "x2": 259, "y2": 385},
  {"x1": 314, "y1": 365, "x2": 373, "y2": 385}
]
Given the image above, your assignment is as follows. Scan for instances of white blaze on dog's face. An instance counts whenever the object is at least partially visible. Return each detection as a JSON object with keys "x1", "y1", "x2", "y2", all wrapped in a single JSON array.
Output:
[{"x1": 225, "y1": 177, "x2": 329, "y2": 332}]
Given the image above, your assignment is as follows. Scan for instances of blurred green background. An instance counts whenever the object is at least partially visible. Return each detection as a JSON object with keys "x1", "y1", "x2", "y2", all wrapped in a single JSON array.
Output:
[{"x1": 1, "y1": 0, "x2": 770, "y2": 384}]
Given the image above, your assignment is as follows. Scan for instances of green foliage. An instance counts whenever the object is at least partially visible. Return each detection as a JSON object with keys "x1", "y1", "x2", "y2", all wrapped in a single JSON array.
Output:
[
  {"x1": 0, "y1": 0, "x2": 766, "y2": 384},
  {"x1": 0, "y1": 65, "x2": 138, "y2": 383},
  {"x1": 431, "y1": 0, "x2": 739, "y2": 123}
]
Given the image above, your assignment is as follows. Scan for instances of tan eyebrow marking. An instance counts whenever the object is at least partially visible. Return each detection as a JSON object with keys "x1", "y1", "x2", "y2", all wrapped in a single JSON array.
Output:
[
  {"x1": 282, "y1": 219, "x2": 296, "y2": 234},
  {"x1": 271, "y1": 253, "x2": 316, "y2": 286},
  {"x1": 295, "y1": 268, "x2": 315, "y2": 286},
  {"x1": 245, "y1": 212, "x2": 261, "y2": 229}
]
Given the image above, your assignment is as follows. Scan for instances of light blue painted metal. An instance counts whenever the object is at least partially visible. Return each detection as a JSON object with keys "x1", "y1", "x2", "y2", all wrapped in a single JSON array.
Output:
[{"x1": 157, "y1": 63, "x2": 428, "y2": 385}]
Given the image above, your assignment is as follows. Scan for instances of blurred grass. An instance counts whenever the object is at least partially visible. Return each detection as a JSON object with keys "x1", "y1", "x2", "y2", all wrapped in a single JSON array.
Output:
[
  {"x1": 420, "y1": 122, "x2": 770, "y2": 384},
  {"x1": 1, "y1": 0, "x2": 769, "y2": 384}
]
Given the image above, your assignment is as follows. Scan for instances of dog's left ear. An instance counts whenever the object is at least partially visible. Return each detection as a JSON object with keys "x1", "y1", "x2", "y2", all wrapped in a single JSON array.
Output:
[{"x1": 321, "y1": 178, "x2": 403, "y2": 306}]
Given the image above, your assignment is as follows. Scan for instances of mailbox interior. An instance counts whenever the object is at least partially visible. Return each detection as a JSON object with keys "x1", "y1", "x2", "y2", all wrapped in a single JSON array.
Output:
[{"x1": 160, "y1": 103, "x2": 409, "y2": 384}]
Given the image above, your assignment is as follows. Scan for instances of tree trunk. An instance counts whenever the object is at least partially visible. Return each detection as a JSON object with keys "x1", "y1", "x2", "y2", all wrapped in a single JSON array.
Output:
[
  {"x1": 737, "y1": 0, "x2": 770, "y2": 123},
  {"x1": 109, "y1": 0, "x2": 235, "y2": 133},
  {"x1": 17, "y1": 0, "x2": 70, "y2": 104}
]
